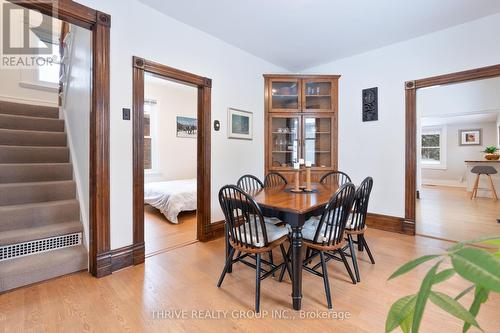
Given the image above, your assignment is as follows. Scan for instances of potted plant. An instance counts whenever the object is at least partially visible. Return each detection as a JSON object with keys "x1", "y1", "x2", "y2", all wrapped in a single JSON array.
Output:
[{"x1": 483, "y1": 146, "x2": 499, "y2": 160}]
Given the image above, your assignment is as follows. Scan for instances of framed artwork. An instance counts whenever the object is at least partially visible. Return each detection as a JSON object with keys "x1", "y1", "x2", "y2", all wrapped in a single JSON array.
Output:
[
  {"x1": 228, "y1": 108, "x2": 253, "y2": 140},
  {"x1": 362, "y1": 87, "x2": 378, "y2": 122},
  {"x1": 176, "y1": 116, "x2": 197, "y2": 138},
  {"x1": 459, "y1": 128, "x2": 482, "y2": 146}
]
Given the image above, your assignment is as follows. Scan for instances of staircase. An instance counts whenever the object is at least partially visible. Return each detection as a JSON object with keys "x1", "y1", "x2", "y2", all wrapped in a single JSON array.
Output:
[{"x1": 0, "y1": 100, "x2": 87, "y2": 292}]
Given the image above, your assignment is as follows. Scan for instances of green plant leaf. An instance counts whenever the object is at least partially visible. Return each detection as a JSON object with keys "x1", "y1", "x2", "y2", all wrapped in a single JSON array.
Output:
[
  {"x1": 412, "y1": 261, "x2": 442, "y2": 333},
  {"x1": 385, "y1": 295, "x2": 416, "y2": 333},
  {"x1": 450, "y1": 248, "x2": 500, "y2": 292},
  {"x1": 400, "y1": 311, "x2": 413, "y2": 333},
  {"x1": 480, "y1": 239, "x2": 500, "y2": 247},
  {"x1": 388, "y1": 255, "x2": 440, "y2": 280},
  {"x1": 463, "y1": 287, "x2": 489, "y2": 333},
  {"x1": 455, "y1": 285, "x2": 475, "y2": 300},
  {"x1": 433, "y1": 268, "x2": 455, "y2": 284},
  {"x1": 429, "y1": 291, "x2": 481, "y2": 330},
  {"x1": 447, "y1": 235, "x2": 500, "y2": 251},
  {"x1": 494, "y1": 251, "x2": 500, "y2": 260}
]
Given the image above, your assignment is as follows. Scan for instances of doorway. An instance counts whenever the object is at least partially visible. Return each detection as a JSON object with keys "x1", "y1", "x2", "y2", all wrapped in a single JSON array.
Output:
[
  {"x1": 4, "y1": 0, "x2": 110, "y2": 277},
  {"x1": 143, "y1": 73, "x2": 198, "y2": 256},
  {"x1": 132, "y1": 57, "x2": 213, "y2": 264},
  {"x1": 405, "y1": 65, "x2": 500, "y2": 242}
]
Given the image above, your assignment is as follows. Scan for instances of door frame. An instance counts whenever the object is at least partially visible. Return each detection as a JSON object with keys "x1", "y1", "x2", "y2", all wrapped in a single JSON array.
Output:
[
  {"x1": 7, "y1": 0, "x2": 111, "y2": 277},
  {"x1": 404, "y1": 64, "x2": 500, "y2": 232},
  {"x1": 132, "y1": 57, "x2": 217, "y2": 264}
]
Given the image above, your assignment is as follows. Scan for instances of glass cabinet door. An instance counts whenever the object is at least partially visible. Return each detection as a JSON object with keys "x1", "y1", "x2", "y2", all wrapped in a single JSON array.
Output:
[
  {"x1": 303, "y1": 79, "x2": 334, "y2": 112},
  {"x1": 303, "y1": 116, "x2": 333, "y2": 168},
  {"x1": 270, "y1": 115, "x2": 300, "y2": 169},
  {"x1": 269, "y1": 79, "x2": 300, "y2": 112}
]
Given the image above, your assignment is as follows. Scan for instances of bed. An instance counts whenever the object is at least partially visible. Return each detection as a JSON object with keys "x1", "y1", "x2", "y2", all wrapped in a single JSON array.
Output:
[{"x1": 144, "y1": 178, "x2": 197, "y2": 223}]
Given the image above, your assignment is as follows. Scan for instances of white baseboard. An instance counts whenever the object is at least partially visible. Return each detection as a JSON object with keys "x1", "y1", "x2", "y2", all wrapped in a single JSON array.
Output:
[
  {"x1": 421, "y1": 178, "x2": 466, "y2": 188},
  {"x1": 0, "y1": 94, "x2": 58, "y2": 107}
]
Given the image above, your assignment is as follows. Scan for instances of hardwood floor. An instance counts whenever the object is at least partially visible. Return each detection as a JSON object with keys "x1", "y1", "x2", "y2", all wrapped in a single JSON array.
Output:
[
  {"x1": 144, "y1": 205, "x2": 197, "y2": 257},
  {"x1": 416, "y1": 185, "x2": 500, "y2": 241},
  {"x1": 1, "y1": 229, "x2": 498, "y2": 332}
]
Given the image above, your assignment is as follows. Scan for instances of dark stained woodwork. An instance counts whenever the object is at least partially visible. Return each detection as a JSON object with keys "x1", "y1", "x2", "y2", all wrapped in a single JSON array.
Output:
[
  {"x1": 404, "y1": 64, "x2": 500, "y2": 235},
  {"x1": 132, "y1": 57, "x2": 213, "y2": 267},
  {"x1": 365, "y1": 213, "x2": 414, "y2": 235},
  {"x1": 8, "y1": 0, "x2": 111, "y2": 278},
  {"x1": 263, "y1": 74, "x2": 339, "y2": 189}
]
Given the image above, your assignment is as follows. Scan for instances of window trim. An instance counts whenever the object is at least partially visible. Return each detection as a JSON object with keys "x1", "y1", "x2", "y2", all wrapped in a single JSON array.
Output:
[
  {"x1": 144, "y1": 99, "x2": 159, "y2": 174},
  {"x1": 421, "y1": 125, "x2": 447, "y2": 170}
]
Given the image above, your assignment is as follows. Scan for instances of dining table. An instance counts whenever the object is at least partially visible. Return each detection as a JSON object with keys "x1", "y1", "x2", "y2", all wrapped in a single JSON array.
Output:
[{"x1": 249, "y1": 182, "x2": 339, "y2": 310}]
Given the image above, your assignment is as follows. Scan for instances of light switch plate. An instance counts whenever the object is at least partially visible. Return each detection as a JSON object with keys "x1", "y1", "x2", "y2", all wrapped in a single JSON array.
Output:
[{"x1": 122, "y1": 108, "x2": 130, "y2": 120}]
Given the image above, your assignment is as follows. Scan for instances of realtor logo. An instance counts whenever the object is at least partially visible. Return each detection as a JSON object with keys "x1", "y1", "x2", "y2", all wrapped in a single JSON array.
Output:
[{"x1": 1, "y1": 1, "x2": 57, "y2": 68}]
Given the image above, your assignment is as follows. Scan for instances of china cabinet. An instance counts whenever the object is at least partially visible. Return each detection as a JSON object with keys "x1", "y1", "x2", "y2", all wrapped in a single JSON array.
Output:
[{"x1": 264, "y1": 75, "x2": 339, "y2": 182}]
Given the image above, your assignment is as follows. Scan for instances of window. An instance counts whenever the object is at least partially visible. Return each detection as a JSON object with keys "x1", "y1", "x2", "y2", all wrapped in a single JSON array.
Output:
[
  {"x1": 144, "y1": 100, "x2": 158, "y2": 172},
  {"x1": 37, "y1": 40, "x2": 61, "y2": 84},
  {"x1": 421, "y1": 126, "x2": 446, "y2": 169}
]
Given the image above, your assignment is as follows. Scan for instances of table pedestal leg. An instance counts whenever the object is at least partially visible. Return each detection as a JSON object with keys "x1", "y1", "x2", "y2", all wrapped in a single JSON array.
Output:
[{"x1": 291, "y1": 226, "x2": 303, "y2": 310}]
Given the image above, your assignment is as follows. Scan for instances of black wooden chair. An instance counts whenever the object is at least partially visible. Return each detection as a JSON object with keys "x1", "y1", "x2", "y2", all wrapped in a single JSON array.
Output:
[
  {"x1": 217, "y1": 185, "x2": 291, "y2": 313},
  {"x1": 237, "y1": 174, "x2": 264, "y2": 192},
  {"x1": 320, "y1": 171, "x2": 352, "y2": 186},
  {"x1": 344, "y1": 177, "x2": 374, "y2": 282},
  {"x1": 264, "y1": 172, "x2": 288, "y2": 188},
  {"x1": 287, "y1": 183, "x2": 356, "y2": 309}
]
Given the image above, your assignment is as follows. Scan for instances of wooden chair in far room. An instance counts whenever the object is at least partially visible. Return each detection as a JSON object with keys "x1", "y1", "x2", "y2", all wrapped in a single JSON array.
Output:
[{"x1": 470, "y1": 166, "x2": 498, "y2": 201}]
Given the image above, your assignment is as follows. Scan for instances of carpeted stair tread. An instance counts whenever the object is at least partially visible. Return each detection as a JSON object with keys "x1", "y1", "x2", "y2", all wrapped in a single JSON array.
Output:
[
  {"x1": 0, "y1": 199, "x2": 80, "y2": 232},
  {"x1": 0, "y1": 220, "x2": 82, "y2": 246},
  {"x1": 0, "y1": 101, "x2": 59, "y2": 119},
  {"x1": 0, "y1": 113, "x2": 64, "y2": 132},
  {"x1": 0, "y1": 180, "x2": 76, "y2": 206},
  {"x1": 0, "y1": 163, "x2": 73, "y2": 183},
  {"x1": 0, "y1": 129, "x2": 67, "y2": 146},
  {"x1": 0, "y1": 244, "x2": 87, "y2": 292},
  {"x1": 0, "y1": 145, "x2": 69, "y2": 163}
]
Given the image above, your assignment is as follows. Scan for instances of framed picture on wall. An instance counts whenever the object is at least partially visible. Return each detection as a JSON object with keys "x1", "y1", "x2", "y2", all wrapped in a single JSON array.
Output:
[
  {"x1": 176, "y1": 116, "x2": 197, "y2": 138},
  {"x1": 228, "y1": 108, "x2": 253, "y2": 140},
  {"x1": 459, "y1": 128, "x2": 482, "y2": 146}
]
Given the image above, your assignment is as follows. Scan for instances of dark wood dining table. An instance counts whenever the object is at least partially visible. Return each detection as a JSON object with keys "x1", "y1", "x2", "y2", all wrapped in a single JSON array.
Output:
[{"x1": 250, "y1": 182, "x2": 339, "y2": 310}]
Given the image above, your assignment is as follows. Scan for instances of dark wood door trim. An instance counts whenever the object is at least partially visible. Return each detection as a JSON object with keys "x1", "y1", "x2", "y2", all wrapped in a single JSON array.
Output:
[
  {"x1": 8, "y1": 0, "x2": 111, "y2": 277},
  {"x1": 132, "y1": 57, "x2": 213, "y2": 265},
  {"x1": 405, "y1": 64, "x2": 500, "y2": 232}
]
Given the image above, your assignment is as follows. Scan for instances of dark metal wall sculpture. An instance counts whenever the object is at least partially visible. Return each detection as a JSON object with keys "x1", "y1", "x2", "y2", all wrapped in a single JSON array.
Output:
[{"x1": 362, "y1": 87, "x2": 378, "y2": 122}]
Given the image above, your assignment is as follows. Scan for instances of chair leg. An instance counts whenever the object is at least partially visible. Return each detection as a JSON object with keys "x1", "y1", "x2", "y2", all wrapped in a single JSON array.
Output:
[
  {"x1": 347, "y1": 234, "x2": 360, "y2": 282},
  {"x1": 471, "y1": 174, "x2": 480, "y2": 199},
  {"x1": 255, "y1": 253, "x2": 262, "y2": 313},
  {"x1": 278, "y1": 244, "x2": 292, "y2": 282},
  {"x1": 319, "y1": 251, "x2": 332, "y2": 309},
  {"x1": 268, "y1": 250, "x2": 275, "y2": 277},
  {"x1": 217, "y1": 247, "x2": 235, "y2": 287},
  {"x1": 357, "y1": 235, "x2": 364, "y2": 251},
  {"x1": 338, "y1": 249, "x2": 356, "y2": 285},
  {"x1": 361, "y1": 235, "x2": 375, "y2": 264},
  {"x1": 487, "y1": 175, "x2": 498, "y2": 201}
]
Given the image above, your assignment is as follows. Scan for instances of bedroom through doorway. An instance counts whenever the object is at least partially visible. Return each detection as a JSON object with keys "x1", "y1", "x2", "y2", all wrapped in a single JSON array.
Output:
[{"x1": 143, "y1": 73, "x2": 198, "y2": 257}]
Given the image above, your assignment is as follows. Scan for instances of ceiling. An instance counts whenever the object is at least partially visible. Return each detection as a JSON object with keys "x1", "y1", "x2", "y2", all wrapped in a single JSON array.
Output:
[
  {"x1": 138, "y1": 0, "x2": 500, "y2": 71},
  {"x1": 421, "y1": 112, "x2": 499, "y2": 127}
]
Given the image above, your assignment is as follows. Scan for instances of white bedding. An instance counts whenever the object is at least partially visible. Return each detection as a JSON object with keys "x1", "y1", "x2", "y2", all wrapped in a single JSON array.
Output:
[{"x1": 144, "y1": 179, "x2": 197, "y2": 223}]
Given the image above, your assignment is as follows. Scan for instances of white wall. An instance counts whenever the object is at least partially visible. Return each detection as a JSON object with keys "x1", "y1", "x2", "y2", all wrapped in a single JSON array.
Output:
[
  {"x1": 77, "y1": 0, "x2": 286, "y2": 249},
  {"x1": 61, "y1": 25, "x2": 91, "y2": 247},
  {"x1": 421, "y1": 121, "x2": 498, "y2": 186},
  {"x1": 302, "y1": 12, "x2": 500, "y2": 217},
  {"x1": 144, "y1": 77, "x2": 197, "y2": 183}
]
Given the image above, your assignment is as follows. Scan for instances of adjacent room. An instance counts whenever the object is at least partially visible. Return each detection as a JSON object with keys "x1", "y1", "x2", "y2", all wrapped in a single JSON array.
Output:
[
  {"x1": 143, "y1": 73, "x2": 198, "y2": 256},
  {"x1": 416, "y1": 77, "x2": 500, "y2": 241}
]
